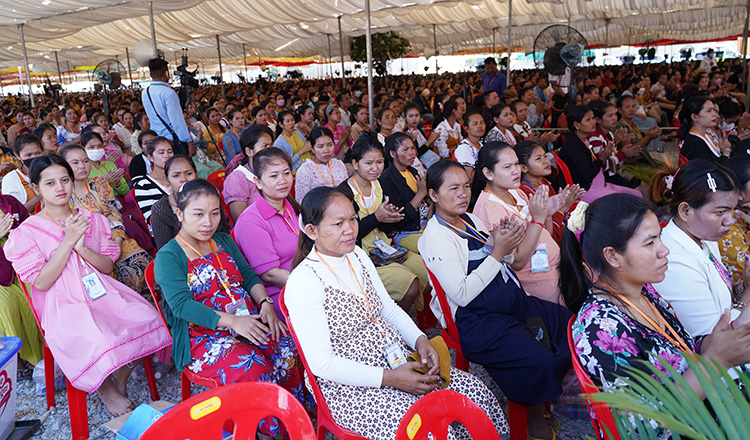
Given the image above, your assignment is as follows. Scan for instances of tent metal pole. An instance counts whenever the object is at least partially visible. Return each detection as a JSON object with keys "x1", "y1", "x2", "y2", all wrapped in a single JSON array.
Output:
[
  {"x1": 18, "y1": 67, "x2": 25, "y2": 102},
  {"x1": 216, "y1": 35, "x2": 225, "y2": 97},
  {"x1": 492, "y1": 27, "x2": 496, "y2": 54},
  {"x1": 506, "y1": 0, "x2": 512, "y2": 88},
  {"x1": 148, "y1": 1, "x2": 157, "y2": 56},
  {"x1": 54, "y1": 51, "x2": 63, "y2": 87},
  {"x1": 327, "y1": 33, "x2": 333, "y2": 88},
  {"x1": 365, "y1": 0, "x2": 374, "y2": 126},
  {"x1": 18, "y1": 24, "x2": 34, "y2": 108},
  {"x1": 743, "y1": 0, "x2": 750, "y2": 110},
  {"x1": 242, "y1": 44, "x2": 248, "y2": 81},
  {"x1": 125, "y1": 47, "x2": 134, "y2": 86},
  {"x1": 433, "y1": 24, "x2": 438, "y2": 74},
  {"x1": 338, "y1": 16, "x2": 346, "y2": 87}
]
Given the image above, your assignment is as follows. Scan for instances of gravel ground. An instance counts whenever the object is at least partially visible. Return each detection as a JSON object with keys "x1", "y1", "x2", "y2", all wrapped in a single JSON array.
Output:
[{"x1": 14, "y1": 320, "x2": 595, "y2": 439}]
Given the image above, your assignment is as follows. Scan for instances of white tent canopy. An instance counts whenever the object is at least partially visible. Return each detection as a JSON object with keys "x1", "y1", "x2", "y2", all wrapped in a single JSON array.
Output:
[{"x1": 0, "y1": 0, "x2": 746, "y2": 72}]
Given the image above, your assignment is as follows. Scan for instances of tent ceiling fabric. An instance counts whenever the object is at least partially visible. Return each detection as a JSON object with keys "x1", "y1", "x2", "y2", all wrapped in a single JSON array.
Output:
[{"x1": 0, "y1": 0, "x2": 745, "y2": 71}]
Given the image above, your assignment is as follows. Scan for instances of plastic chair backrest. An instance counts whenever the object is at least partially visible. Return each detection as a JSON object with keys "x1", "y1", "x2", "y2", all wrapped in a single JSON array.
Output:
[
  {"x1": 279, "y1": 287, "x2": 369, "y2": 440},
  {"x1": 395, "y1": 389, "x2": 501, "y2": 440},
  {"x1": 144, "y1": 262, "x2": 167, "y2": 329},
  {"x1": 141, "y1": 382, "x2": 316, "y2": 440},
  {"x1": 567, "y1": 316, "x2": 621, "y2": 440},
  {"x1": 424, "y1": 266, "x2": 460, "y2": 339},
  {"x1": 20, "y1": 281, "x2": 43, "y2": 336},
  {"x1": 207, "y1": 169, "x2": 227, "y2": 193},
  {"x1": 552, "y1": 151, "x2": 574, "y2": 186},
  {"x1": 678, "y1": 154, "x2": 689, "y2": 166}
]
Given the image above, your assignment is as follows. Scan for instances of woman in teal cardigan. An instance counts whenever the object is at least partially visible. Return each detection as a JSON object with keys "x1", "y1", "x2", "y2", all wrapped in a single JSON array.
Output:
[{"x1": 154, "y1": 179, "x2": 313, "y2": 437}]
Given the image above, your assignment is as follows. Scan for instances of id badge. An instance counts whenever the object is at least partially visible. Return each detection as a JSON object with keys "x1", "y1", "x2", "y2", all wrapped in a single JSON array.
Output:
[
  {"x1": 373, "y1": 238, "x2": 398, "y2": 256},
  {"x1": 225, "y1": 298, "x2": 249, "y2": 316},
  {"x1": 530, "y1": 243, "x2": 550, "y2": 273},
  {"x1": 82, "y1": 272, "x2": 107, "y2": 300},
  {"x1": 385, "y1": 342, "x2": 407, "y2": 369}
]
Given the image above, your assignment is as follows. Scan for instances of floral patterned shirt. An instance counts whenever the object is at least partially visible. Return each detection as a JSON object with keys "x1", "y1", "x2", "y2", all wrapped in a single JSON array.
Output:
[
  {"x1": 718, "y1": 213, "x2": 748, "y2": 298},
  {"x1": 572, "y1": 286, "x2": 699, "y2": 392}
]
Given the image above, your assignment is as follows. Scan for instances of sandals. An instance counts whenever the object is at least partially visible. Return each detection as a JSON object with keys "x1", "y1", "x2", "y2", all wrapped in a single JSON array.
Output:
[{"x1": 544, "y1": 412, "x2": 561, "y2": 431}]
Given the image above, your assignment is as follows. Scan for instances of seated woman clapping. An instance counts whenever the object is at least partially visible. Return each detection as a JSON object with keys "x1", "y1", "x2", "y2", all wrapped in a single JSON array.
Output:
[
  {"x1": 419, "y1": 160, "x2": 571, "y2": 440},
  {"x1": 560, "y1": 194, "x2": 750, "y2": 438},
  {"x1": 154, "y1": 179, "x2": 313, "y2": 438},
  {"x1": 5, "y1": 154, "x2": 171, "y2": 417},
  {"x1": 285, "y1": 186, "x2": 507, "y2": 440}
]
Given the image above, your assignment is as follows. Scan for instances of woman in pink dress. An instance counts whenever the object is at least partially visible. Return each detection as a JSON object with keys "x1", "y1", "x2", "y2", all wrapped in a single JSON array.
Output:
[{"x1": 5, "y1": 154, "x2": 171, "y2": 417}]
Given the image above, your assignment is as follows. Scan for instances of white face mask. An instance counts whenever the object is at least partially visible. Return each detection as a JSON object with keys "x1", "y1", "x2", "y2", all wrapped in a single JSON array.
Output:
[
  {"x1": 719, "y1": 120, "x2": 735, "y2": 131},
  {"x1": 637, "y1": 88, "x2": 645, "y2": 95},
  {"x1": 86, "y1": 148, "x2": 105, "y2": 162}
]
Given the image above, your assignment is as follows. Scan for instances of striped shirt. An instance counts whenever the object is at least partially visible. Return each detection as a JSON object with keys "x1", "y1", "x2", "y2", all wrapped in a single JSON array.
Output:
[{"x1": 133, "y1": 175, "x2": 170, "y2": 231}]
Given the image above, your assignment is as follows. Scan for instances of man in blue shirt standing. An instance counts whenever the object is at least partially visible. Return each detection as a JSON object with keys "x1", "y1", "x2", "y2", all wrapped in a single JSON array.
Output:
[
  {"x1": 141, "y1": 58, "x2": 195, "y2": 157},
  {"x1": 482, "y1": 57, "x2": 507, "y2": 101}
]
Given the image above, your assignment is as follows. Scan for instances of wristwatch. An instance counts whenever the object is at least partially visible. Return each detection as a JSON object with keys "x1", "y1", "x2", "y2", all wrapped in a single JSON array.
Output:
[{"x1": 259, "y1": 297, "x2": 274, "y2": 308}]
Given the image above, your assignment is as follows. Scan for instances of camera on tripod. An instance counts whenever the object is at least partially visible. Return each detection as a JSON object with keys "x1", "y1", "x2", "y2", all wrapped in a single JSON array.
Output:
[{"x1": 175, "y1": 49, "x2": 199, "y2": 90}]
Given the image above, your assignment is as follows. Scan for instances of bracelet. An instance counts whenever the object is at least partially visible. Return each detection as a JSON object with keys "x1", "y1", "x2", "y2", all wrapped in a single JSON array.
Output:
[
  {"x1": 529, "y1": 220, "x2": 545, "y2": 228},
  {"x1": 734, "y1": 301, "x2": 746, "y2": 311},
  {"x1": 259, "y1": 297, "x2": 272, "y2": 308}
]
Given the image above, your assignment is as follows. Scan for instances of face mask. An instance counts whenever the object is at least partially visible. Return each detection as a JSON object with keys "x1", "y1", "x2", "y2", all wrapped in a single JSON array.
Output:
[
  {"x1": 277, "y1": 99, "x2": 285, "y2": 107},
  {"x1": 719, "y1": 120, "x2": 735, "y2": 131},
  {"x1": 22, "y1": 158, "x2": 35, "y2": 168},
  {"x1": 637, "y1": 88, "x2": 645, "y2": 95},
  {"x1": 355, "y1": 91, "x2": 362, "y2": 98},
  {"x1": 713, "y1": 79, "x2": 722, "y2": 86},
  {"x1": 86, "y1": 148, "x2": 105, "y2": 162},
  {"x1": 312, "y1": 96, "x2": 319, "y2": 103},
  {"x1": 294, "y1": 104, "x2": 302, "y2": 110}
]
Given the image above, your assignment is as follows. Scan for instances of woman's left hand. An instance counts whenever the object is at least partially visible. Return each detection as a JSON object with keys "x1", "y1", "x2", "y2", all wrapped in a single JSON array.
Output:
[
  {"x1": 414, "y1": 335, "x2": 439, "y2": 376},
  {"x1": 259, "y1": 301, "x2": 288, "y2": 341}
]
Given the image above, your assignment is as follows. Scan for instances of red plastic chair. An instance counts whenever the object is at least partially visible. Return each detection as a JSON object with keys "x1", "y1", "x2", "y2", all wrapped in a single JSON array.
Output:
[
  {"x1": 552, "y1": 151, "x2": 574, "y2": 186},
  {"x1": 678, "y1": 153, "x2": 689, "y2": 166},
  {"x1": 207, "y1": 169, "x2": 227, "y2": 193},
  {"x1": 567, "y1": 316, "x2": 621, "y2": 440},
  {"x1": 207, "y1": 169, "x2": 233, "y2": 220},
  {"x1": 144, "y1": 262, "x2": 221, "y2": 401},
  {"x1": 21, "y1": 282, "x2": 160, "y2": 440},
  {"x1": 424, "y1": 266, "x2": 469, "y2": 372},
  {"x1": 279, "y1": 288, "x2": 370, "y2": 440},
  {"x1": 424, "y1": 264, "x2": 536, "y2": 440},
  {"x1": 395, "y1": 389, "x2": 501, "y2": 440},
  {"x1": 141, "y1": 382, "x2": 316, "y2": 440}
]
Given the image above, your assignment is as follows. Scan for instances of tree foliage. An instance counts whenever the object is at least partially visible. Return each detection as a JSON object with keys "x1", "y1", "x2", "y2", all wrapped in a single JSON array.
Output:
[{"x1": 350, "y1": 31, "x2": 410, "y2": 76}]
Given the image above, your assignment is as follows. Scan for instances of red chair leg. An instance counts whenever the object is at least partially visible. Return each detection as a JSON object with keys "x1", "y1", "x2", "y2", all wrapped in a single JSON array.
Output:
[
  {"x1": 181, "y1": 371, "x2": 191, "y2": 402},
  {"x1": 143, "y1": 356, "x2": 160, "y2": 401},
  {"x1": 508, "y1": 401, "x2": 528, "y2": 440},
  {"x1": 43, "y1": 344, "x2": 55, "y2": 410},
  {"x1": 66, "y1": 379, "x2": 89, "y2": 440}
]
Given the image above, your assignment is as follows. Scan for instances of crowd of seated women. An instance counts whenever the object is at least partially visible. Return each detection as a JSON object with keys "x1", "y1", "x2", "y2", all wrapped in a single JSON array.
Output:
[{"x1": 1, "y1": 53, "x2": 750, "y2": 439}]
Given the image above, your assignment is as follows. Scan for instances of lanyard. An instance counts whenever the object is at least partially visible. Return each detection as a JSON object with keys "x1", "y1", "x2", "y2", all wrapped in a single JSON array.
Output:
[
  {"x1": 177, "y1": 234, "x2": 234, "y2": 299},
  {"x1": 705, "y1": 245, "x2": 734, "y2": 295},
  {"x1": 690, "y1": 129, "x2": 722, "y2": 157},
  {"x1": 598, "y1": 279, "x2": 694, "y2": 356},
  {"x1": 402, "y1": 170, "x2": 418, "y2": 192},
  {"x1": 435, "y1": 215, "x2": 494, "y2": 250},
  {"x1": 466, "y1": 138, "x2": 481, "y2": 152},
  {"x1": 283, "y1": 132, "x2": 303, "y2": 153},
  {"x1": 582, "y1": 136, "x2": 597, "y2": 161},
  {"x1": 280, "y1": 204, "x2": 300, "y2": 236},
  {"x1": 621, "y1": 120, "x2": 643, "y2": 141},
  {"x1": 352, "y1": 177, "x2": 375, "y2": 215},
  {"x1": 74, "y1": 180, "x2": 104, "y2": 212},
  {"x1": 496, "y1": 128, "x2": 515, "y2": 146},
  {"x1": 43, "y1": 208, "x2": 90, "y2": 271},
  {"x1": 484, "y1": 188, "x2": 527, "y2": 222},
  {"x1": 314, "y1": 160, "x2": 335, "y2": 187},
  {"x1": 315, "y1": 249, "x2": 385, "y2": 337}
]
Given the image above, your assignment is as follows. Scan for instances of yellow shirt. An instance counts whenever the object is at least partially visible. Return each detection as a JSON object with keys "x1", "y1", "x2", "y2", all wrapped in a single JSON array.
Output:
[
  {"x1": 719, "y1": 213, "x2": 748, "y2": 297},
  {"x1": 400, "y1": 170, "x2": 418, "y2": 193}
]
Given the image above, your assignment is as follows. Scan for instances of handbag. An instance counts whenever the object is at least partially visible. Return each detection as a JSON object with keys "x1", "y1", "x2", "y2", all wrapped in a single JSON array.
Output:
[
  {"x1": 406, "y1": 336, "x2": 452, "y2": 388},
  {"x1": 369, "y1": 244, "x2": 408, "y2": 267},
  {"x1": 145, "y1": 86, "x2": 190, "y2": 156}
]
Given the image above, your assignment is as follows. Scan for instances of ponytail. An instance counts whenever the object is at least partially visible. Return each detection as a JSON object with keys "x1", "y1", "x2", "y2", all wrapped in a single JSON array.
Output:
[{"x1": 558, "y1": 227, "x2": 592, "y2": 312}]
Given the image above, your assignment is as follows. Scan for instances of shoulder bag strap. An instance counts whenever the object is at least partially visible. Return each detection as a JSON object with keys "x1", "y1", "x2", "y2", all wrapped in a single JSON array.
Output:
[{"x1": 146, "y1": 86, "x2": 180, "y2": 141}]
